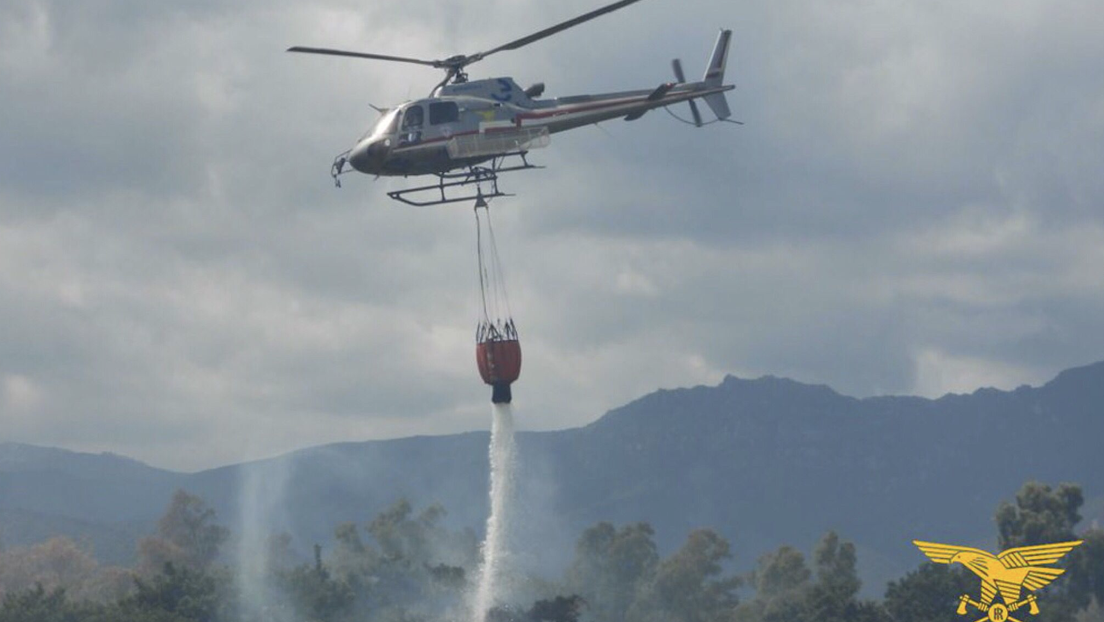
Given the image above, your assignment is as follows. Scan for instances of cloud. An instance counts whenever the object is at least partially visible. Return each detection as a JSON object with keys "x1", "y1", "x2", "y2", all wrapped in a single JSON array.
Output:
[{"x1": 0, "y1": 0, "x2": 1102, "y2": 469}]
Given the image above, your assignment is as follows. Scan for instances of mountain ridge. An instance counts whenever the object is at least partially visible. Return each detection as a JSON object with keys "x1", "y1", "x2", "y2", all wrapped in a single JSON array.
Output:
[{"x1": 2, "y1": 360, "x2": 1102, "y2": 591}]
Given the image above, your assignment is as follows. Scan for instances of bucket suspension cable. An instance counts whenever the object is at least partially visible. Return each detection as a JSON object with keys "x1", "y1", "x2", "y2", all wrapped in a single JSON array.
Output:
[
  {"x1": 473, "y1": 194, "x2": 521, "y2": 404},
  {"x1": 474, "y1": 198, "x2": 514, "y2": 335},
  {"x1": 476, "y1": 203, "x2": 491, "y2": 323},
  {"x1": 485, "y1": 205, "x2": 513, "y2": 323}
]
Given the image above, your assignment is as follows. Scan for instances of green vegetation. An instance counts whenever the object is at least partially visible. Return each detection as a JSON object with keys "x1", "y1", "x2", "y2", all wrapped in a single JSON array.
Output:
[
  {"x1": 731, "y1": 532, "x2": 885, "y2": 622},
  {"x1": 1, "y1": 481, "x2": 1102, "y2": 621}
]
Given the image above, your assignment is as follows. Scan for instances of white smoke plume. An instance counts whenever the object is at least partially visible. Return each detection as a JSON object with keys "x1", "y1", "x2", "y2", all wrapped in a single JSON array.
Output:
[{"x1": 236, "y1": 457, "x2": 293, "y2": 621}]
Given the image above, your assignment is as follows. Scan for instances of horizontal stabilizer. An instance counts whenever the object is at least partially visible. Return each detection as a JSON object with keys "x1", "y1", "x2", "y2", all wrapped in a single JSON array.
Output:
[{"x1": 703, "y1": 91, "x2": 731, "y2": 120}]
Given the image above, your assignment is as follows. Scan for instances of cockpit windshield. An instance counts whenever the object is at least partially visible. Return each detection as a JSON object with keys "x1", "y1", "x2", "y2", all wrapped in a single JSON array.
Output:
[{"x1": 364, "y1": 108, "x2": 400, "y2": 141}]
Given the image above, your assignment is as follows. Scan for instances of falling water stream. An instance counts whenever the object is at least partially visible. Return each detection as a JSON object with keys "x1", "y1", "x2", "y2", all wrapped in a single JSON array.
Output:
[{"x1": 471, "y1": 402, "x2": 518, "y2": 622}]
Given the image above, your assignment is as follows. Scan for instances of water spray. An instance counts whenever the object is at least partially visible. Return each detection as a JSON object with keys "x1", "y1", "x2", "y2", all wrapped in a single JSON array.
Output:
[{"x1": 471, "y1": 403, "x2": 518, "y2": 621}]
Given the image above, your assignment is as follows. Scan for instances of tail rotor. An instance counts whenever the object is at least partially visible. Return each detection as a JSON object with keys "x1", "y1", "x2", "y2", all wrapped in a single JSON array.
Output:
[{"x1": 671, "y1": 58, "x2": 703, "y2": 128}]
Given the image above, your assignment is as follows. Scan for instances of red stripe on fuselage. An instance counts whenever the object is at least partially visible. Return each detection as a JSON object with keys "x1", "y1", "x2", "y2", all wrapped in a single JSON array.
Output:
[
  {"x1": 391, "y1": 129, "x2": 478, "y2": 152},
  {"x1": 514, "y1": 86, "x2": 727, "y2": 123}
]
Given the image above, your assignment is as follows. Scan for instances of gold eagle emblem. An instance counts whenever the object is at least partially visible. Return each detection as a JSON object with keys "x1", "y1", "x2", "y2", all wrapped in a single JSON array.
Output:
[{"x1": 912, "y1": 540, "x2": 1082, "y2": 622}]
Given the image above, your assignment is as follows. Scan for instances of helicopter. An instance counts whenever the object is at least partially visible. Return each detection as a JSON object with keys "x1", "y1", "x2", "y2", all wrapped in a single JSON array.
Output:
[{"x1": 289, "y1": 0, "x2": 737, "y2": 206}]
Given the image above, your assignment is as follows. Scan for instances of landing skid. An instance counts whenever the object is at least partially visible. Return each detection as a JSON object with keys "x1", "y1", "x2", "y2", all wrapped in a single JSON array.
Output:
[{"x1": 386, "y1": 152, "x2": 543, "y2": 207}]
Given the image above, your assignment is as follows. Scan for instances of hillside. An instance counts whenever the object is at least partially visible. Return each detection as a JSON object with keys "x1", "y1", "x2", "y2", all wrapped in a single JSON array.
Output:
[{"x1": 2, "y1": 361, "x2": 1102, "y2": 589}]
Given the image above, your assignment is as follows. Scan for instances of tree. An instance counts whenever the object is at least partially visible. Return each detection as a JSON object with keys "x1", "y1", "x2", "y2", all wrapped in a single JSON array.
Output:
[
  {"x1": 733, "y1": 533, "x2": 887, "y2": 622},
  {"x1": 359, "y1": 499, "x2": 475, "y2": 617},
  {"x1": 528, "y1": 595, "x2": 585, "y2": 622},
  {"x1": 628, "y1": 528, "x2": 740, "y2": 622},
  {"x1": 1067, "y1": 528, "x2": 1104, "y2": 611},
  {"x1": 329, "y1": 522, "x2": 377, "y2": 604},
  {"x1": 565, "y1": 522, "x2": 658, "y2": 622},
  {"x1": 138, "y1": 491, "x2": 229, "y2": 574},
  {"x1": 993, "y1": 482, "x2": 1102, "y2": 622},
  {"x1": 278, "y1": 545, "x2": 355, "y2": 622},
  {"x1": 996, "y1": 482, "x2": 1083, "y2": 549},
  {"x1": 886, "y1": 481, "x2": 1103, "y2": 622},
  {"x1": 1073, "y1": 596, "x2": 1102, "y2": 622},
  {"x1": 804, "y1": 532, "x2": 887, "y2": 622},
  {"x1": 0, "y1": 584, "x2": 75, "y2": 622},
  {"x1": 366, "y1": 500, "x2": 462, "y2": 569},
  {"x1": 732, "y1": 545, "x2": 812, "y2": 622},
  {"x1": 0, "y1": 537, "x2": 131, "y2": 604},
  {"x1": 811, "y1": 532, "x2": 860, "y2": 604},
  {"x1": 264, "y1": 532, "x2": 297, "y2": 574},
  {"x1": 752, "y1": 546, "x2": 810, "y2": 600},
  {"x1": 884, "y1": 562, "x2": 975, "y2": 622},
  {"x1": 0, "y1": 537, "x2": 95, "y2": 597},
  {"x1": 122, "y1": 562, "x2": 227, "y2": 622},
  {"x1": 303, "y1": 500, "x2": 476, "y2": 622}
]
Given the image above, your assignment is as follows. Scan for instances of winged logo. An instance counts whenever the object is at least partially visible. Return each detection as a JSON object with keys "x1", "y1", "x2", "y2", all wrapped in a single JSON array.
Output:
[{"x1": 912, "y1": 540, "x2": 1082, "y2": 622}]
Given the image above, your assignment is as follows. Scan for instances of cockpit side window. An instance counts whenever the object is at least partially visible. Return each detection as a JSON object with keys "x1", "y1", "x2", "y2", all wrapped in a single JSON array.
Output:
[
  {"x1": 401, "y1": 105, "x2": 424, "y2": 130},
  {"x1": 429, "y1": 102, "x2": 459, "y2": 125}
]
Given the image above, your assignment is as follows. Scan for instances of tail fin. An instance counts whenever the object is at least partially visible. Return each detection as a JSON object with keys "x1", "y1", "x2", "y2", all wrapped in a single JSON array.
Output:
[
  {"x1": 702, "y1": 29, "x2": 732, "y2": 120},
  {"x1": 703, "y1": 29, "x2": 731, "y2": 86}
]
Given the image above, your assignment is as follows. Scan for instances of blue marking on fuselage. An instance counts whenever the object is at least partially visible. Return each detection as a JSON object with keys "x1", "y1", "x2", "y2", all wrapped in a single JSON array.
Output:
[{"x1": 491, "y1": 78, "x2": 513, "y2": 102}]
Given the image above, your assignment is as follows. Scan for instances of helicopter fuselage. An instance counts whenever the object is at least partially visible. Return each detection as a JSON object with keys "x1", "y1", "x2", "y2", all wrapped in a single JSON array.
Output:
[
  {"x1": 290, "y1": 0, "x2": 736, "y2": 201},
  {"x1": 343, "y1": 75, "x2": 734, "y2": 178}
]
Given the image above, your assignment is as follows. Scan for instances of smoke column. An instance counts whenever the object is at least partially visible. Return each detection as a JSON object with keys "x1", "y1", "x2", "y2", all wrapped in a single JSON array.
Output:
[
  {"x1": 237, "y1": 460, "x2": 290, "y2": 621},
  {"x1": 471, "y1": 402, "x2": 518, "y2": 622}
]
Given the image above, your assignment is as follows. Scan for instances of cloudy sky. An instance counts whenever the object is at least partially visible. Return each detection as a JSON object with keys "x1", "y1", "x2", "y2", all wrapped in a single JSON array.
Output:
[{"x1": 1, "y1": 0, "x2": 1102, "y2": 471}]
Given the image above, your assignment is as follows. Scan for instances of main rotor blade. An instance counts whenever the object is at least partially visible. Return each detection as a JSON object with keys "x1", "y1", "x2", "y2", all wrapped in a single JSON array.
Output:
[
  {"x1": 287, "y1": 46, "x2": 442, "y2": 67},
  {"x1": 472, "y1": 0, "x2": 646, "y2": 62}
]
